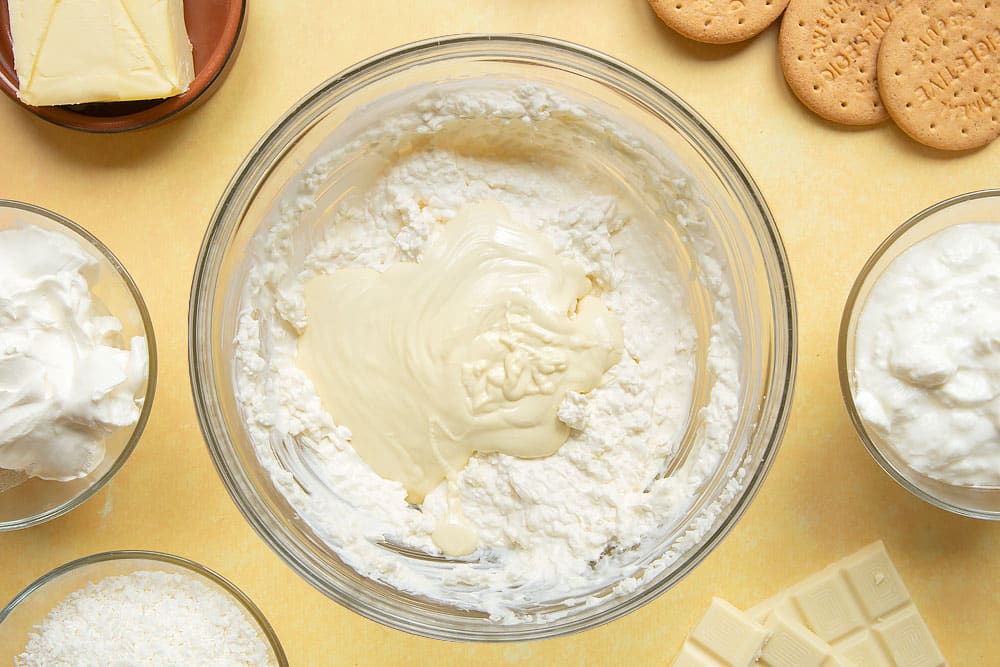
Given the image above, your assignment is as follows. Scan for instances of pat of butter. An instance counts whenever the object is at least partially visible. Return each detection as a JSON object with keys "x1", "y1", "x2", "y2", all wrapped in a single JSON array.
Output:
[{"x1": 7, "y1": 0, "x2": 194, "y2": 106}]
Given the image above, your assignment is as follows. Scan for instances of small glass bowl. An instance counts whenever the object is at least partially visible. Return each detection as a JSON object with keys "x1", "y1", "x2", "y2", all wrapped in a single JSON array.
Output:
[
  {"x1": 0, "y1": 200, "x2": 156, "y2": 530},
  {"x1": 0, "y1": 550, "x2": 288, "y2": 665},
  {"x1": 839, "y1": 189, "x2": 1000, "y2": 520}
]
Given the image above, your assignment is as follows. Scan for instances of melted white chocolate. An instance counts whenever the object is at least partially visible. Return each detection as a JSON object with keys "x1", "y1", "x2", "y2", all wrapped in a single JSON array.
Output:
[{"x1": 297, "y1": 201, "x2": 623, "y2": 554}]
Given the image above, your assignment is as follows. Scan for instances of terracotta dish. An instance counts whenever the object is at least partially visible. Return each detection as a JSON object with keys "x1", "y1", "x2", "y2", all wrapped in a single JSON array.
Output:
[{"x1": 0, "y1": 0, "x2": 246, "y2": 132}]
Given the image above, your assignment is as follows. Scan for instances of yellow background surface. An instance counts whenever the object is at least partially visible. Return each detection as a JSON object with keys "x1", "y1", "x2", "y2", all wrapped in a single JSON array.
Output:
[{"x1": 2, "y1": 1, "x2": 998, "y2": 664}]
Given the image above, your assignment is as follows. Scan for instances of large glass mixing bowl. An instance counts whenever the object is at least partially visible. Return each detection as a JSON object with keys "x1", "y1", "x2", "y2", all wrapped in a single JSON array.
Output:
[{"x1": 190, "y1": 34, "x2": 797, "y2": 640}]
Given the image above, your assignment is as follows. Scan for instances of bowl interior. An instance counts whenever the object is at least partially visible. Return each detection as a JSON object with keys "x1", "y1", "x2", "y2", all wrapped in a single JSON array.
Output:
[
  {"x1": 191, "y1": 36, "x2": 796, "y2": 639},
  {"x1": 0, "y1": 202, "x2": 156, "y2": 530},
  {"x1": 0, "y1": 551, "x2": 286, "y2": 664},
  {"x1": 840, "y1": 189, "x2": 1000, "y2": 520}
]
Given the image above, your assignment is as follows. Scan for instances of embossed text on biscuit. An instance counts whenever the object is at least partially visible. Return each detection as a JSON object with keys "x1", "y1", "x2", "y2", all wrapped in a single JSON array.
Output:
[
  {"x1": 815, "y1": 0, "x2": 906, "y2": 84},
  {"x1": 912, "y1": 26, "x2": 1000, "y2": 121}
]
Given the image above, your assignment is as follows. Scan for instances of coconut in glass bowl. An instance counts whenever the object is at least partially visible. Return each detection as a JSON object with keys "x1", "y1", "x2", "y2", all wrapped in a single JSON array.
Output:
[{"x1": 0, "y1": 550, "x2": 287, "y2": 665}]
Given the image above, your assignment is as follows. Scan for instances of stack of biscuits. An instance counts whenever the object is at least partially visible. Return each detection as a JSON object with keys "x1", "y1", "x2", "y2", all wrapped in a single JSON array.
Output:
[{"x1": 648, "y1": 0, "x2": 1000, "y2": 151}]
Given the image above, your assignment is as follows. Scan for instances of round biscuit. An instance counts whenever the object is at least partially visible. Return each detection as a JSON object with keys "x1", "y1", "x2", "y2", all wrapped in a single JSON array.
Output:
[
  {"x1": 780, "y1": 0, "x2": 909, "y2": 125},
  {"x1": 649, "y1": 0, "x2": 791, "y2": 45},
  {"x1": 878, "y1": 0, "x2": 1000, "y2": 150}
]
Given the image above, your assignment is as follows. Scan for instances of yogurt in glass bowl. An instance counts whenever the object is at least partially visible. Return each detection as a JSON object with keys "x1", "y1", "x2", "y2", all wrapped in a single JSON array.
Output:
[
  {"x1": 0, "y1": 200, "x2": 155, "y2": 531},
  {"x1": 840, "y1": 189, "x2": 1000, "y2": 520},
  {"x1": 189, "y1": 34, "x2": 797, "y2": 639}
]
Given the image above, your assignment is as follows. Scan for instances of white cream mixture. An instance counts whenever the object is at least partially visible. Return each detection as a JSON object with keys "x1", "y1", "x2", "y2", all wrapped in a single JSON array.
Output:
[
  {"x1": 0, "y1": 223, "x2": 147, "y2": 481},
  {"x1": 298, "y1": 200, "x2": 624, "y2": 555},
  {"x1": 234, "y1": 82, "x2": 744, "y2": 621},
  {"x1": 854, "y1": 222, "x2": 1000, "y2": 488}
]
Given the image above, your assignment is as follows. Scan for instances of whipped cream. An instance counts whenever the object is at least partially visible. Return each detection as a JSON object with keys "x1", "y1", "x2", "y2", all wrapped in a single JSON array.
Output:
[
  {"x1": 854, "y1": 222, "x2": 1000, "y2": 487},
  {"x1": 0, "y1": 223, "x2": 147, "y2": 481},
  {"x1": 234, "y1": 82, "x2": 744, "y2": 622}
]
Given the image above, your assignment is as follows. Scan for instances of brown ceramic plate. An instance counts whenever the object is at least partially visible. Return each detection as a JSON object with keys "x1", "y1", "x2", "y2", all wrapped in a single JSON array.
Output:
[{"x1": 0, "y1": 0, "x2": 246, "y2": 132}]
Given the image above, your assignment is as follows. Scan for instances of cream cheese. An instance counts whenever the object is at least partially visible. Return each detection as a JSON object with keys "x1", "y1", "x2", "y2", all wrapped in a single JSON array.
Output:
[
  {"x1": 0, "y1": 224, "x2": 147, "y2": 481},
  {"x1": 854, "y1": 222, "x2": 1000, "y2": 488},
  {"x1": 234, "y1": 82, "x2": 743, "y2": 622}
]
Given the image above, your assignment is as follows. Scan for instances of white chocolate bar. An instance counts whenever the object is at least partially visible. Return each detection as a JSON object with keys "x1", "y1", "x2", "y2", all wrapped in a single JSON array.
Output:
[
  {"x1": 747, "y1": 542, "x2": 946, "y2": 667},
  {"x1": 759, "y1": 614, "x2": 854, "y2": 667},
  {"x1": 672, "y1": 598, "x2": 853, "y2": 667},
  {"x1": 672, "y1": 598, "x2": 768, "y2": 667}
]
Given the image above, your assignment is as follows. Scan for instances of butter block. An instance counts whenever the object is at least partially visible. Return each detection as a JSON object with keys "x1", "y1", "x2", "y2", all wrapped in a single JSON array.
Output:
[
  {"x1": 672, "y1": 598, "x2": 768, "y2": 667},
  {"x1": 748, "y1": 542, "x2": 947, "y2": 667},
  {"x1": 7, "y1": 0, "x2": 194, "y2": 106}
]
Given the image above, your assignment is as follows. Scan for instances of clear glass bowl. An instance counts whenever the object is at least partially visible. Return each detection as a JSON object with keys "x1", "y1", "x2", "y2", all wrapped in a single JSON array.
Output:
[
  {"x1": 0, "y1": 550, "x2": 287, "y2": 664},
  {"x1": 189, "y1": 34, "x2": 797, "y2": 640},
  {"x1": 839, "y1": 189, "x2": 1000, "y2": 520},
  {"x1": 0, "y1": 200, "x2": 156, "y2": 530}
]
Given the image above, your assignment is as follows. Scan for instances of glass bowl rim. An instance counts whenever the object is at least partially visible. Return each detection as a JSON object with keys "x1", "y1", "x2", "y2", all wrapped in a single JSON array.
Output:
[
  {"x1": 837, "y1": 188, "x2": 1000, "y2": 521},
  {"x1": 0, "y1": 549, "x2": 288, "y2": 664},
  {"x1": 0, "y1": 199, "x2": 158, "y2": 531},
  {"x1": 189, "y1": 32, "x2": 798, "y2": 640}
]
